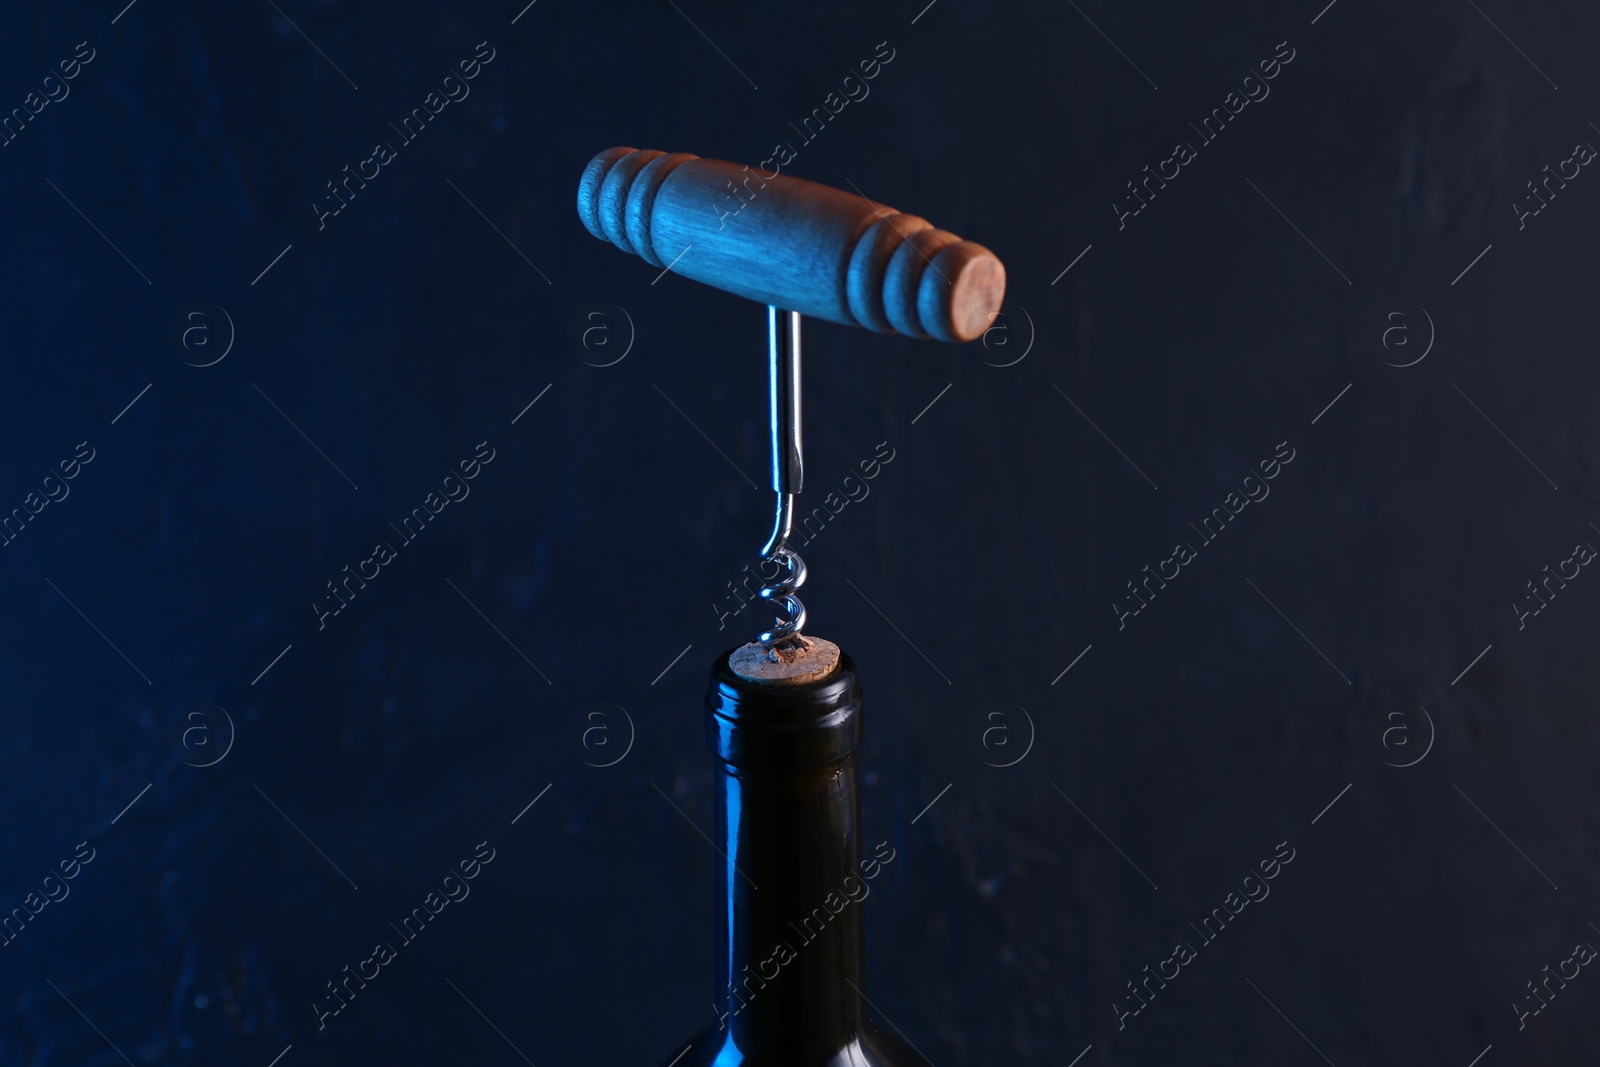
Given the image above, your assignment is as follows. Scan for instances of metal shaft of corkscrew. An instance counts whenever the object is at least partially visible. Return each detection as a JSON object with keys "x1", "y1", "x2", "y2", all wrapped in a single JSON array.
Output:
[{"x1": 756, "y1": 306, "x2": 808, "y2": 655}]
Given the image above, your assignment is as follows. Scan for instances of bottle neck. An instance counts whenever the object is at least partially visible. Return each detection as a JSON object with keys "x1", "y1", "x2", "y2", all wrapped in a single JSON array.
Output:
[{"x1": 705, "y1": 650, "x2": 867, "y2": 1061}]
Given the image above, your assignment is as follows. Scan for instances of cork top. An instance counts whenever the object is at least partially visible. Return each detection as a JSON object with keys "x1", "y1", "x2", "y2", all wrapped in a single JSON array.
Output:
[{"x1": 728, "y1": 636, "x2": 842, "y2": 687}]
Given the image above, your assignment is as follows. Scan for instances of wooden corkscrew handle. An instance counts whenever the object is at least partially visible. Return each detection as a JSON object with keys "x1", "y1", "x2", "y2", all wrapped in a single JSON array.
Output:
[{"x1": 577, "y1": 147, "x2": 1006, "y2": 344}]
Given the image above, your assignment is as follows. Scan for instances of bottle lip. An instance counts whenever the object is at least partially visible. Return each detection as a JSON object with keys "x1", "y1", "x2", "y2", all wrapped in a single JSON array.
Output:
[{"x1": 705, "y1": 647, "x2": 862, "y2": 769}]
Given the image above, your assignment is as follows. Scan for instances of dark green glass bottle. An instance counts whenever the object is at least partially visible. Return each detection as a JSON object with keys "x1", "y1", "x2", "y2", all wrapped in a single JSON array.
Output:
[{"x1": 658, "y1": 647, "x2": 930, "y2": 1067}]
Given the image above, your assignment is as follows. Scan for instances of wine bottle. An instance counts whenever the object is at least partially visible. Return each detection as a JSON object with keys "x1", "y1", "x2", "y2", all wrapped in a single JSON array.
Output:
[{"x1": 657, "y1": 646, "x2": 929, "y2": 1066}]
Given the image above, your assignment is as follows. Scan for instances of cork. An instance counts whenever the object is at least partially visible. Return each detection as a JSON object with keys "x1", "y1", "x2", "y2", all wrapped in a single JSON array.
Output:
[{"x1": 729, "y1": 635, "x2": 842, "y2": 687}]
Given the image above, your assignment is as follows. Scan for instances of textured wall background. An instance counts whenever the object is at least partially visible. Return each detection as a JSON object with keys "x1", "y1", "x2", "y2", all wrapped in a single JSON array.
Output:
[{"x1": 2, "y1": 0, "x2": 1597, "y2": 1064}]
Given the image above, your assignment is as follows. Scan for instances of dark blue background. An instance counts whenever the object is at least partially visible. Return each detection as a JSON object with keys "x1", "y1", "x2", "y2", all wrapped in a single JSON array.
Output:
[{"x1": 3, "y1": 0, "x2": 1598, "y2": 1064}]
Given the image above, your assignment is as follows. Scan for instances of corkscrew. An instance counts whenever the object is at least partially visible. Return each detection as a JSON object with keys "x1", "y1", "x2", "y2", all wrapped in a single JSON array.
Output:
[{"x1": 578, "y1": 146, "x2": 1005, "y2": 663}]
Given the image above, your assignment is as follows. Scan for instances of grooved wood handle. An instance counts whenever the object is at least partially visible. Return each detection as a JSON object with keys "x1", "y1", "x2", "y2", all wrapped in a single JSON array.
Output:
[{"x1": 577, "y1": 146, "x2": 1006, "y2": 344}]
